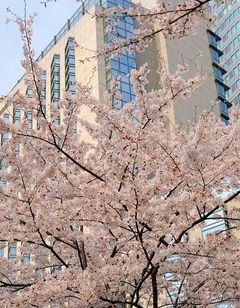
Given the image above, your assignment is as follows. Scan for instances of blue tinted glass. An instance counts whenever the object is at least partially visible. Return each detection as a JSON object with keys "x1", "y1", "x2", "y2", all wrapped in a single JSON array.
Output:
[
  {"x1": 128, "y1": 57, "x2": 136, "y2": 68},
  {"x1": 122, "y1": 92, "x2": 130, "y2": 102},
  {"x1": 120, "y1": 63, "x2": 129, "y2": 74},
  {"x1": 9, "y1": 245, "x2": 17, "y2": 260},
  {"x1": 111, "y1": 60, "x2": 119, "y2": 70},
  {"x1": 112, "y1": 69, "x2": 118, "y2": 77},
  {"x1": 217, "y1": 83, "x2": 225, "y2": 97},
  {"x1": 120, "y1": 55, "x2": 128, "y2": 65},
  {"x1": 121, "y1": 82, "x2": 130, "y2": 92},
  {"x1": 214, "y1": 67, "x2": 222, "y2": 80},
  {"x1": 210, "y1": 34, "x2": 217, "y2": 45},
  {"x1": 23, "y1": 253, "x2": 30, "y2": 265},
  {"x1": 220, "y1": 100, "x2": 228, "y2": 115}
]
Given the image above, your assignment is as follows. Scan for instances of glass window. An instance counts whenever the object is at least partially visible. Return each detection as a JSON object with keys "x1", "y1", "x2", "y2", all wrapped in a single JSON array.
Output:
[
  {"x1": 26, "y1": 111, "x2": 33, "y2": 129},
  {"x1": 120, "y1": 55, "x2": 128, "y2": 65},
  {"x1": 51, "y1": 55, "x2": 60, "y2": 102},
  {"x1": 0, "y1": 157, "x2": 7, "y2": 173},
  {"x1": 14, "y1": 143, "x2": 20, "y2": 155},
  {"x1": 55, "y1": 116, "x2": 61, "y2": 126},
  {"x1": 73, "y1": 122, "x2": 77, "y2": 134},
  {"x1": 211, "y1": 49, "x2": 220, "y2": 63},
  {"x1": 128, "y1": 57, "x2": 136, "y2": 68},
  {"x1": 214, "y1": 67, "x2": 222, "y2": 80},
  {"x1": 68, "y1": 57, "x2": 75, "y2": 65},
  {"x1": 217, "y1": 83, "x2": 225, "y2": 98},
  {"x1": 3, "y1": 113, "x2": 9, "y2": 123},
  {"x1": 53, "y1": 56, "x2": 60, "y2": 64},
  {"x1": 120, "y1": 63, "x2": 129, "y2": 74},
  {"x1": 121, "y1": 82, "x2": 130, "y2": 93},
  {"x1": 23, "y1": 253, "x2": 30, "y2": 265},
  {"x1": 51, "y1": 265, "x2": 61, "y2": 274},
  {"x1": 53, "y1": 66, "x2": 60, "y2": 73},
  {"x1": 26, "y1": 86, "x2": 32, "y2": 99},
  {"x1": 53, "y1": 83, "x2": 60, "y2": 91},
  {"x1": 220, "y1": 100, "x2": 229, "y2": 116},
  {"x1": 111, "y1": 60, "x2": 119, "y2": 70},
  {"x1": 65, "y1": 38, "x2": 76, "y2": 93},
  {"x1": 0, "y1": 179, "x2": 7, "y2": 190},
  {"x1": 122, "y1": 92, "x2": 130, "y2": 102},
  {"x1": 202, "y1": 223, "x2": 225, "y2": 240},
  {"x1": 202, "y1": 208, "x2": 226, "y2": 240},
  {"x1": 1, "y1": 132, "x2": 9, "y2": 145},
  {"x1": 8, "y1": 244, "x2": 17, "y2": 260},
  {"x1": 14, "y1": 107, "x2": 21, "y2": 124}
]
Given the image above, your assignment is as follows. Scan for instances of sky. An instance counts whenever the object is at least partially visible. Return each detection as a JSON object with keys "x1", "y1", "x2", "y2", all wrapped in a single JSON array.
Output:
[{"x1": 0, "y1": 0, "x2": 80, "y2": 95}]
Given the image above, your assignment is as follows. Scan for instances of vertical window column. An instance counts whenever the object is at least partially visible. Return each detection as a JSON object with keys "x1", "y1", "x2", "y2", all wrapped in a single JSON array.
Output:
[
  {"x1": 0, "y1": 113, "x2": 9, "y2": 190},
  {"x1": 13, "y1": 106, "x2": 21, "y2": 124},
  {"x1": 65, "y1": 38, "x2": 76, "y2": 94},
  {"x1": 1, "y1": 113, "x2": 9, "y2": 146},
  {"x1": 105, "y1": 0, "x2": 136, "y2": 108},
  {"x1": 51, "y1": 55, "x2": 61, "y2": 126},
  {"x1": 40, "y1": 71, "x2": 47, "y2": 116},
  {"x1": 26, "y1": 86, "x2": 33, "y2": 129},
  {"x1": 51, "y1": 55, "x2": 61, "y2": 108}
]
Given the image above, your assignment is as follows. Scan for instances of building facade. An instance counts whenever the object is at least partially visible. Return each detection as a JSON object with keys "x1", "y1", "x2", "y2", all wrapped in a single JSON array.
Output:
[
  {"x1": 212, "y1": 0, "x2": 240, "y2": 106},
  {"x1": 3, "y1": 0, "x2": 225, "y2": 126}
]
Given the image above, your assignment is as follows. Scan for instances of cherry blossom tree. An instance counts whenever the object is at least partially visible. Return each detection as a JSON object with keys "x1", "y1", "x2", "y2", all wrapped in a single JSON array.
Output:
[{"x1": 0, "y1": 0, "x2": 240, "y2": 307}]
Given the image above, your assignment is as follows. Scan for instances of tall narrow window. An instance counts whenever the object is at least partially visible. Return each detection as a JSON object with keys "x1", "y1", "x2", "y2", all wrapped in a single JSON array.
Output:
[
  {"x1": 1, "y1": 133, "x2": 9, "y2": 146},
  {"x1": 0, "y1": 157, "x2": 7, "y2": 173},
  {"x1": 14, "y1": 143, "x2": 20, "y2": 155},
  {"x1": 23, "y1": 253, "x2": 30, "y2": 265},
  {"x1": 40, "y1": 71, "x2": 47, "y2": 101},
  {"x1": 26, "y1": 86, "x2": 33, "y2": 99},
  {"x1": 51, "y1": 55, "x2": 61, "y2": 107},
  {"x1": 40, "y1": 71, "x2": 47, "y2": 117},
  {"x1": 26, "y1": 87, "x2": 33, "y2": 128},
  {"x1": 0, "y1": 179, "x2": 7, "y2": 191},
  {"x1": 105, "y1": 0, "x2": 136, "y2": 107},
  {"x1": 8, "y1": 243, "x2": 17, "y2": 260},
  {"x1": 3, "y1": 113, "x2": 9, "y2": 123},
  {"x1": 54, "y1": 116, "x2": 61, "y2": 126},
  {"x1": 13, "y1": 106, "x2": 21, "y2": 124},
  {"x1": 0, "y1": 242, "x2": 6, "y2": 257},
  {"x1": 1, "y1": 113, "x2": 9, "y2": 146},
  {"x1": 65, "y1": 38, "x2": 76, "y2": 94},
  {"x1": 26, "y1": 111, "x2": 33, "y2": 129}
]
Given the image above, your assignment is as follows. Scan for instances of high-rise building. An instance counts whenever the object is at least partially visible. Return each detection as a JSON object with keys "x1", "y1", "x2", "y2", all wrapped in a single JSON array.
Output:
[
  {"x1": 3, "y1": 0, "x2": 225, "y2": 127},
  {"x1": 0, "y1": 0, "x2": 230, "y2": 253},
  {"x1": 212, "y1": 0, "x2": 240, "y2": 106}
]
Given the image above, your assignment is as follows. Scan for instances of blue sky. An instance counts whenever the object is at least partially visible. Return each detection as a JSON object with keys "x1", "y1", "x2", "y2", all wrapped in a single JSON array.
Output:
[{"x1": 0, "y1": 0, "x2": 79, "y2": 95}]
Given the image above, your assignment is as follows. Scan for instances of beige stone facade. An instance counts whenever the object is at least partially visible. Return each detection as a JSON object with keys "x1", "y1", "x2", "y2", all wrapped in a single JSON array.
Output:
[
  {"x1": 2, "y1": 1, "x2": 220, "y2": 126},
  {"x1": 134, "y1": 0, "x2": 221, "y2": 127}
]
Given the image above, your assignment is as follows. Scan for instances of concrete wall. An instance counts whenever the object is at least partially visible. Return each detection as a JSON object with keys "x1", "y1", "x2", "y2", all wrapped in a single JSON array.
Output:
[
  {"x1": 7, "y1": 5, "x2": 105, "y2": 107},
  {"x1": 133, "y1": 0, "x2": 220, "y2": 127}
]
